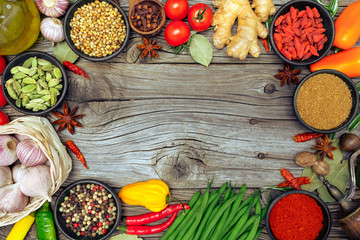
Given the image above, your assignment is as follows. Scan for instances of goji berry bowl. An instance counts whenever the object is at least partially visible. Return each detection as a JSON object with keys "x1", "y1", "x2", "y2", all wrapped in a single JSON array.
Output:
[
  {"x1": 265, "y1": 190, "x2": 331, "y2": 240},
  {"x1": 54, "y1": 179, "x2": 121, "y2": 240},
  {"x1": 269, "y1": 0, "x2": 335, "y2": 66}
]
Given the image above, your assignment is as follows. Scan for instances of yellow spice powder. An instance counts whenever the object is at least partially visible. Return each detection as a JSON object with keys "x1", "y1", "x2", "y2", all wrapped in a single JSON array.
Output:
[{"x1": 296, "y1": 73, "x2": 353, "y2": 130}]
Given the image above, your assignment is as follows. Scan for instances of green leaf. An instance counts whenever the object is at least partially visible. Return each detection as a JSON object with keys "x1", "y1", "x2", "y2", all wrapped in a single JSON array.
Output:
[
  {"x1": 54, "y1": 41, "x2": 79, "y2": 64},
  {"x1": 302, "y1": 139, "x2": 343, "y2": 192},
  {"x1": 110, "y1": 233, "x2": 143, "y2": 240},
  {"x1": 189, "y1": 35, "x2": 213, "y2": 67}
]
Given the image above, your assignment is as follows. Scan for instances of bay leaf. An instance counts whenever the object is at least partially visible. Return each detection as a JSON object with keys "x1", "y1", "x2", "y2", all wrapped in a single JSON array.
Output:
[
  {"x1": 110, "y1": 233, "x2": 143, "y2": 240},
  {"x1": 189, "y1": 35, "x2": 213, "y2": 67},
  {"x1": 54, "y1": 41, "x2": 79, "y2": 63}
]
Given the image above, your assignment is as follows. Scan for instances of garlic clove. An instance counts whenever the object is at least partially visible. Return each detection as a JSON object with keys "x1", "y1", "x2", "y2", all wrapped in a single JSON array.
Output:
[
  {"x1": 0, "y1": 166, "x2": 12, "y2": 188},
  {"x1": 0, "y1": 183, "x2": 29, "y2": 212},
  {"x1": 0, "y1": 135, "x2": 19, "y2": 166},
  {"x1": 20, "y1": 165, "x2": 52, "y2": 201},
  {"x1": 17, "y1": 139, "x2": 47, "y2": 167},
  {"x1": 12, "y1": 164, "x2": 28, "y2": 183}
]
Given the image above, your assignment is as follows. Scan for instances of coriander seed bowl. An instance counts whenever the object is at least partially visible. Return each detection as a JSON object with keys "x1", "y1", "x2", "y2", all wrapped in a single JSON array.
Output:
[
  {"x1": 1, "y1": 51, "x2": 68, "y2": 115},
  {"x1": 54, "y1": 179, "x2": 121, "y2": 240},
  {"x1": 63, "y1": 0, "x2": 130, "y2": 62}
]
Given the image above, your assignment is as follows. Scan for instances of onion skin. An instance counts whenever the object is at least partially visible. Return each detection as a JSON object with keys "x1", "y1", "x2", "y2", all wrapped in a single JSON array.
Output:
[
  {"x1": 36, "y1": 0, "x2": 69, "y2": 17},
  {"x1": 40, "y1": 17, "x2": 65, "y2": 43}
]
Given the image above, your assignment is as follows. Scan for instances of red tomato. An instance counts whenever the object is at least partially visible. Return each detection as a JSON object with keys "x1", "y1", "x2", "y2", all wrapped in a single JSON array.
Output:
[
  {"x1": 188, "y1": 3, "x2": 213, "y2": 31},
  {"x1": 165, "y1": 0, "x2": 189, "y2": 21},
  {"x1": 0, "y1": 111, "x2": 9, "y2": 125},
  {"x1": 0, "y1": 88, "x2": 7, "y2": 107},
  {"x1": 164, "y1": 21, "x2": 191, "y2": 47},
  {"x1": 0, "y1": 56, "x2": 5, "y2": 74}
]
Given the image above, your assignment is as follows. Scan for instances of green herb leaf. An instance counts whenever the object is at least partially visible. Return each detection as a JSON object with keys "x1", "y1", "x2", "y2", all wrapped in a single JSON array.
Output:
[
  {"x1": 189, "y1": 35, "x2": 213, "y2": 67},
  {"x1": 110, "y1": 234, "x2": 143, "y2": 240},
  {"x1": 54, "y1": 41, "x2": 79, "y2": 64}
]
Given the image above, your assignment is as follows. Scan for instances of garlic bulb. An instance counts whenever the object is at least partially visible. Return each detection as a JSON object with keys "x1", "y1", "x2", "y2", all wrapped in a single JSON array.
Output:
[
  {"x1": 36, "y1": 0, "x2": 69, "y2": 17},
  {"x1": 20, "y1": 165, "x2": 51, "y2": 201},
  {"x1": 40, "y1": 17, "x2": 64, "y2": 43},
  {"x1": 12, "y1": 164, "x2": 28, "y2": 183},
  {"x1": 0, "y1": 135, "x2": 19, "y2": 166},
  {"x1": 0, "y1": 183, "x2": 29, "y2": 212},
  {"x1": 0, "y1": 166, "x2": 12, "y2": 188},
  {"x1": 17, "y1": 139, "x2": 47, "y2": 167},
  {"x1": 15, "y1": 134, "x2": 31, "y2": 141}
]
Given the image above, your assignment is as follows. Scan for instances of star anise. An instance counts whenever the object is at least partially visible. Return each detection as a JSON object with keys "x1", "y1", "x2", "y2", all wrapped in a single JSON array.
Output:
[
  {"x1": 274, "y1": 63, "x2": 301, "y2": 86},
  {"x1": 52, "y1": 102, "x2": 85, "y2": 135},
  {"x1": 137, "y1": 37, "x2": 161, "y2": 58},
  {"x1": 312, "y1": 135, "x2": 338, "y2": 161}
]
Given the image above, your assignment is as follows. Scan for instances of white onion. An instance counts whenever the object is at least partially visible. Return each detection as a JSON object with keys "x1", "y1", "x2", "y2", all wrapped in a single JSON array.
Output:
[
  {"x1": 0, "y1": 183, "x2": 29, "y2": 212},
  {"x1": 12, "y1": 164, "x2": 28, "y2": 183},
  {"x1": 20, "y1": 165, "x2": 52, "y2": 201},
  {"x1": 40, "y1": 17, "x2": 64, "y2": 43},
  {"x1": 0, "y1": 166, "x2": 12, "y2": 188},
  {"x1": 36, "y1": 0, "x2": 69, "y2": 17},
  {"x1": 0, "y1": 135, "x2": 19, "y2": 166},
  {"x1": 16, "y1": 139, "x2": 47, "y2": 167}
]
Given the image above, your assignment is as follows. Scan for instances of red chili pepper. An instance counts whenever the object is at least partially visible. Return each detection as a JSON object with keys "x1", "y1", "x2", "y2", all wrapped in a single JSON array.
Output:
[
  {"x1": 277, "y1": 176, "x2": 311, "y2": 188},
  {"x1": 124, "y1": 204, "x2": 190, "y2": 226},
  {"x1": 117, "y1": 211, "x2": 178, "y2": 235},
  {"x1": 63, "y1": 61, "x2": 90, "y2": 79},
  {"x1": 261, "y1": 38, "x2": 270, "y2": 52},
  {"x1": 280, "y1": 168, "x2": 301, "y2": 189},
  {"x1": 293, "y1": 132, "x2": 323, "y2": 142},
  {"x1": 65, "y1": 140, "x2": 89, "y2": 169}
]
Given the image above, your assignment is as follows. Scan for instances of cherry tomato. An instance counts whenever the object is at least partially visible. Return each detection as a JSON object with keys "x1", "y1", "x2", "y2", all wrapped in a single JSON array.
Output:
[
  {"x1": 0, "y1": 88, "x2": 7, "y2": 107},
  {"x1": 165, "y1": 0, "x2": 189, "y2": 21},
  {"x1": 164, "y1": 21, "x2": 191, "y2": 47},
  {"x1": 188, "y1": 3, "x2": 213, "y2": 31},
  {"x1": 0, "y1": 56, "x2": 6, "y2": 74},
  {"x1": 0, "y1": 111, "x2": 9, "y2": 125}
]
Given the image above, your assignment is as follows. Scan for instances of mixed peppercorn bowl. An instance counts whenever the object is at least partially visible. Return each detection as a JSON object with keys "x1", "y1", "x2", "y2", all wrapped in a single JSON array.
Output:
[{"x1": 54, "y1": 179, "x2": 121, "y2": 240}]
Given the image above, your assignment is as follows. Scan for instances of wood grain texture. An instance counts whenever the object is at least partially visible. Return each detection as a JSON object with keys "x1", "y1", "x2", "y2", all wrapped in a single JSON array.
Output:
[{"x1": 1, "y1": 0, "x2": 359, "y2": 239}]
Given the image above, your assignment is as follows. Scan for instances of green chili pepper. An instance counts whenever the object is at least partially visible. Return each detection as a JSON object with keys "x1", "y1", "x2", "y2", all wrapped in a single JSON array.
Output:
[
  {"x1": 36, "y1": 201, "x2": 57, "y2": 240},
  {"x1": 315, "y1": 0, "x2": 339, "y2": 17}
]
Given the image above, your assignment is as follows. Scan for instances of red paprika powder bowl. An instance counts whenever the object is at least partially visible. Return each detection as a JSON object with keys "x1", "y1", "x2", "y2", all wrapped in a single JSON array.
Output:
[
  {"x1": 265, "y1": 190, "x2": 331, "y2": 240},
  {"x1": 269, "y1": 0, "x2": 335, "y2": 66}
]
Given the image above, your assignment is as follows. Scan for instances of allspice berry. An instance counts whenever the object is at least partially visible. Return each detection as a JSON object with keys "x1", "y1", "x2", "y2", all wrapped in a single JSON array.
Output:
[
  {"x1": 295, "y1": 151, "x2": 317, "y2": 167},
  {"x1": 312, "y1": 160, "x2": 330, "y2": 176}
]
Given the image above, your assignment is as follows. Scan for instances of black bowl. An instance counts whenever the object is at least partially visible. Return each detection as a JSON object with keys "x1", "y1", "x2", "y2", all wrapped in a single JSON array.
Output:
[
  {"x1": 265, "y1": 190, "x2": 331, "y2": 240},
  {"x1": 54, "y1": 179, "x2": 121, "y2": 240},
  {"x1": 1, "y1": 51, "x2": 68, "y2": 115},
  {"x1": 269, "y1": 0, "x2": 335, "y2": 66},
  {"x1": 63, "y1": 0, "x2": 130, "y2": 62},
  {"x1": 293, "y1": 69, "x2": 359, "y2": 133}
]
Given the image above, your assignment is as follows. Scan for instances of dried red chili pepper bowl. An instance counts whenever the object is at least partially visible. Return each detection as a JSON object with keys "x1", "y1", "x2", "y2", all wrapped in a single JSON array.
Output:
[
  {"x1": 293, "y1": 69, "x2": 359, "y2": 134},
  {"x1": 265, "y1": 190, "x2": 331, "y2": 240},
  {"x1": 269, "y1": 0, "x2": 335, "y2": 66},
  {"x1": 63, "y1": 0, "x2": 130, "y2": 62},
  {"x1": 54, "y1": 179, "x2": 121, "y2": 240},
  {"x1": 1, "y1": 51, "x2": 68, "y2": 115}
]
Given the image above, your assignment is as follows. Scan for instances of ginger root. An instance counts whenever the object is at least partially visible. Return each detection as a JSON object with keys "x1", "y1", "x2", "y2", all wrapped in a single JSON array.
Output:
[
  {"x1": 252, "y1": 0, "x2": 276, "y2": 22},
  {"x1": 212, "y1": 0, "x2": 275, "y2": 60}
]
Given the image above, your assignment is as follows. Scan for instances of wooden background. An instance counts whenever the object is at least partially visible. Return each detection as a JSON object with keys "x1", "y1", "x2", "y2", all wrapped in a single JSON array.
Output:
[{"x1": 0, "y1": 0, "x2": 359, "y2": 239}]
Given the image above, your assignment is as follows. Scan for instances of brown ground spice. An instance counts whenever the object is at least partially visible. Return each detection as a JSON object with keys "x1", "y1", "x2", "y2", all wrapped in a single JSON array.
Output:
[{"x1": 296, "y1": 73, "x2": 353, "y2": 130}]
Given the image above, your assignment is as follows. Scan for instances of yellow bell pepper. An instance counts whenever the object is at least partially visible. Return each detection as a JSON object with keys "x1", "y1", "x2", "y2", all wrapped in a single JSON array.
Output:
[
  {"x1": 6, "y1": 212, "x2": 36, "y2": 240},
  {"x1": 118, "y1": 179, "x2": 170, "y2": 212}
]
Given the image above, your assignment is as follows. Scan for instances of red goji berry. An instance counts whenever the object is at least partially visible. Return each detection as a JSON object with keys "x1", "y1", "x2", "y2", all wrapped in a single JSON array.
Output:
[
  {"x1": 302, "y1": 52, "x2": 312, "y2": 61},
  {"x1": 298, "y1": 10, "x2": 306, "y2": 18},
  {"x1": 313, "y1": 34, "x2": 325, "y2": 43},
  {"x1": 275, "y1": 15, "x2": 285, "y2": 26},
  {"x1": 290, "y1": 6, "x2": 297, "y2": 20},
  {"x1": 306, "y1": 6, "x2": 314, "y2": 18},
  {"x1": 312, "y1": 7, "x2": 320, "y2": 18},
  {"x1": 309, "y1": 45, "x2": 319, "y2": 56},
  {"x1": 317, "y1": 36, "x2": 328, "y2": 45},
  {"x1": 281, "y1": 48, "x2": 292, "y2": 60}
]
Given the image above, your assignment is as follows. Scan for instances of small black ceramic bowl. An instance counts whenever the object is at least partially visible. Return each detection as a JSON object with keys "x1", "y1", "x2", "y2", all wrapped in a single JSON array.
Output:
[
  {"x1": 63, "y1": 0, "x2": 130, "y2": 62},
  {"x1": 1, "y1": 51, "x2": 68, "y2": 115},
  {"x1": 269, "y1": 0, "x2": 335, "y2": 66},
  {"x1": 54, "y1": 179, "x2": 121, "y2": 240},
  {"x1": 265, "y1": 190, "x2": 331, "y2": 240},
  {"x1": 293, "y1": 69, "x2": 359, "y2": 134}
]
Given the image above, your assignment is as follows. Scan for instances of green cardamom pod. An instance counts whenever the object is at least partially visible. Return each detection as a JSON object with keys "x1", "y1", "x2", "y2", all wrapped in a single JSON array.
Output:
[
  {"x1": 22, "y1": 58, "x2": 33, "y2": 68},
  {"x1": 54, "y1": 84, "x2": 63, "y2": 90},
  {"x1": 13, "y1": 72, "x2": 27, "y2": 80},
  {"x1": 13, "y1": 81, "x2": 22, "y2": 95},
  {"x1": 37, "y1": 58, "x2": 52, "y2": 66},
  {"x1": 38, "y1": 79, "x2": 49, "y2": 89},
  {"x1": 31, "y1": 57, "x2": 37, "y2": 68},
  {"x1": 21, "y1": 84, "x2": 36, "y2": 93},
  {"x1": 48, "y1": 78, "x2": 60, "y2": 87},
  {"x1": 41, "y1": 95, "x2": 51, "y2": 101},
  {"x1": 46, "y1": 72, "x2": 52, "y2": 82},
  {"x1": 22, "y1": 96, "x2": 30, "y2": 106},
  {"x1": 6, "y1": 85, "x2": 18, "y2": 100},
  {"x1": 10, "y1": 67, "x2": 19, "y2": 74},
  {"x1": 49, "y1": 88, "x2": 60, "y2": 96},
  {"x1": 22, "y1": 78, "x2": 36, "y2": 84},
  {"x1": 15, "y1": 99, "x2": 22, "y2": 108},
  {"x1": 38, "y1": 69, "x2": 44, "y2": 76},
  {"x1": 53, "y1": 67, "x2": 62, "y2": 79},
  {"x1": 42, "y1": 64, "x2": 54, "y2": 72}
]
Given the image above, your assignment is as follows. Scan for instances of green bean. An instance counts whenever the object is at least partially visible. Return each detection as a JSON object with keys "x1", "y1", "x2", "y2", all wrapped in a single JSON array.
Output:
[
  {"x1": 246, "y1": 215, "x2": 261, "y2": 240},
  {"x1": 192, "y1": 183, "x2": 228, "y2": 240},
  {"x1": 201, "y1": 194, "x2": 238, "y2": 240},
  {"x1": 255, "y1": 200, "x2": 261, "y2": 215},
  {"x1": 251, "y1": 226, "x2": 264, "y2": 240},
  {"x1": 210, "y1": 205, "x2": 231, "y2": 239},
  {"x1": 238, "y1": 232, "x2": 249, "y2": 240},
  {"x1": 261, "y1": 195, "x2": 271, "y2": 220},
  {"x1": 233, "y1": 214, "x2": 258, "y2": 239},
  {"x1": 161, "y1": 191, "x2": 201, "y2": 240}
]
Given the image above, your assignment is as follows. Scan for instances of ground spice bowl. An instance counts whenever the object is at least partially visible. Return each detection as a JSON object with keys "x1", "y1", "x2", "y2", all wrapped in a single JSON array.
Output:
[
  {"x1": 293, "y1": 69, "x2": 359, "y2": 134},
  {"x1": 54, "y1": 179, "x2": 121, "y2": 240},
  {"x1": 63, "y1": 0, "x2": 130, "y2": 62},
  {"x1": 269, "y1": 0, "x2": 335, "y2": 66},
  {"x1": 1, "y1": 51, "x2": 68, "y2": 115},
  {"x1": 265, "y1": 190, "x2": 331, "y2": 240}
]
